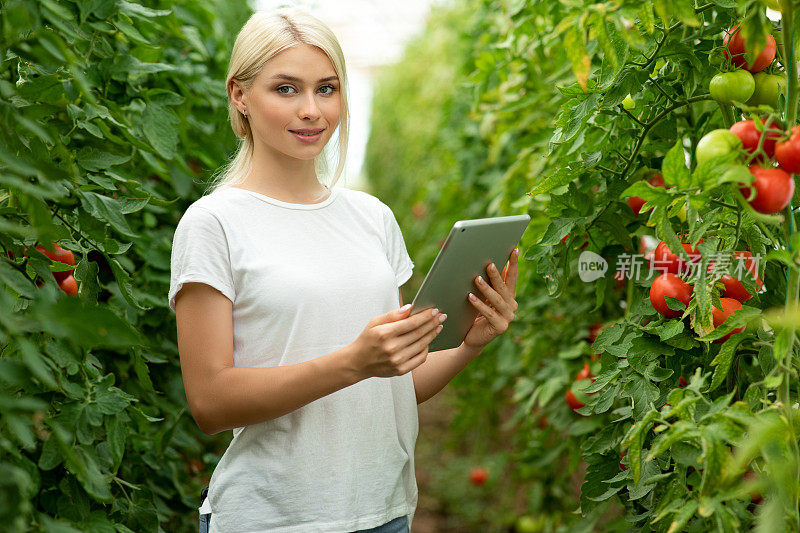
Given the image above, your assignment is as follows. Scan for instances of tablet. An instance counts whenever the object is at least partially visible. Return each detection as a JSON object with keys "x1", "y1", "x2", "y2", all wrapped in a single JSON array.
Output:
[{"x1": 409, "y1": 213, "x2": 531, "y2": 351}]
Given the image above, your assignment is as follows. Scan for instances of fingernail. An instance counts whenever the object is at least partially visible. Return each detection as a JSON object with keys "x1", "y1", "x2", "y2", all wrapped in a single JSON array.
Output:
[
  {"x1": 469, "y1": 293, "x2": 477, "y2": 301},
  {"x1": 435, "y1": 325, "x2": 443, "y2": 334},
  {"x1": 477, "y1": 276, "x2": 484, "y2": 284},
  {"x1": 439, "y1": 313, "x2": 447, "y2": 323},
  {"x1": 400, "y1": 304, "x2": 411, "y2": 312},
  {"x1": 431, "y1": 308, "x2": 438, "y2": 316}
]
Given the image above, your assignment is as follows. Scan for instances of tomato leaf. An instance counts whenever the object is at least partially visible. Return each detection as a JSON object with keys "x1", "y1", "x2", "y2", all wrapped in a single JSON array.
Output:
[{"x1": 662, "y1": 139, "x2": 690, "y2": 188}]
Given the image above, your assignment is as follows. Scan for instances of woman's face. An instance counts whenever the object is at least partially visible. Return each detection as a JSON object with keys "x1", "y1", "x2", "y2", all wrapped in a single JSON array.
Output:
[{"x1": 233, "y1": 44, "x2": 341, "y2": 161}]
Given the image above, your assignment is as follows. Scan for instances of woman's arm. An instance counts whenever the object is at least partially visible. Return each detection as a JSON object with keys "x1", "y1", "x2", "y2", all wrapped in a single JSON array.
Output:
[{"x1": 176, "y1": 282, "x2": 361, "y2": 435}]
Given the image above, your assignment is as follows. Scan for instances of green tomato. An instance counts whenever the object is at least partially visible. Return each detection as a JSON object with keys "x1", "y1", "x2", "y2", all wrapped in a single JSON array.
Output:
[
  {"x1": 709, "y1": 70, "x2": 755, "y2": 104},
  {"x1": 696, "y1": 129, "x2": 743, "y2": 165},
  {"x1": 622, "y1": 94, "x2": 635, "y2": 110},
  {"x1": 515, "y1": 515, "x2": 546, "y2": 533},
  {"x1": 748, "y1": 72, "x2": 786, "y2": 108}
]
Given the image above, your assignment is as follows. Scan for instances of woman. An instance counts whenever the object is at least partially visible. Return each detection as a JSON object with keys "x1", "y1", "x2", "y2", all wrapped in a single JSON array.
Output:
[{"x1": 168, "y1": 8, "x2": 519, "y2": 532}]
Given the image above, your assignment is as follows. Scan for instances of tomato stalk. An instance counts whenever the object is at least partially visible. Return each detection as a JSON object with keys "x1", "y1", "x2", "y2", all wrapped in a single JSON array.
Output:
[
  {"x1": 778, "y1": 1, "x2": 800, "y2": 527},
  {"x1": 718, "y1": 102, "x2": 735, "y2": 128}
]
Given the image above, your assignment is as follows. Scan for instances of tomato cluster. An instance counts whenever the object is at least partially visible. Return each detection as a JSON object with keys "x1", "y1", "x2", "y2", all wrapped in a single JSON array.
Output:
[{"x1": 646, "y1": 240, "x2": 758, "y2": 342}]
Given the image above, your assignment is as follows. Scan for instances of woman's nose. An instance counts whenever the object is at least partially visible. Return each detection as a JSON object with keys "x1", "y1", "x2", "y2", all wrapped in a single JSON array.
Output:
[{"x1": 299, "y1": 93, "x2": 322, "y2": 119}]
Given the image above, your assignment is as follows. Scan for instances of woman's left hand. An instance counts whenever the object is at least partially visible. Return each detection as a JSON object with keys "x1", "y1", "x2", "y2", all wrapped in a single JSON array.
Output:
[{"x1": 462, "y1": 248, "x2": 519, "y2": 350}]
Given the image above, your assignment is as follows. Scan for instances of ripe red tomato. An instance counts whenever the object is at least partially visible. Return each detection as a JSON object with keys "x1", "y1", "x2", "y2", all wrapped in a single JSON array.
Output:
[
  {"x1": 650, "y1": 273, "x2": 693, "y2": 318},
  {"x1": 58, "y1": 275, "x2": 78, "y2": 296},
  {"x1": 576, "y1": 362, "x2": 595, "y2": 381},
  {"x1": 626, "y1": 173, "x2": 667, "y2": 216},
  {"x1": 678, "y1": 376, "x2": 688, "y2": 387},
  {"x1": 730, "y1": 119, "x2": 780, "y2": 158},
  {"x1": 716, "y1": 251, "x2": 763, "y2": 301},
  {"x1": 740, "y1": 165, "x2": 795, "y2": 214},
  {"x1": 775, "y1": 125, "x2": 800, "y2": 174},
  {"x1": 29, "y1": 243, "x2": 75, "y2": 283},
  {"x1": 565, "y1": 389, "x2": 585, "y2": 411},
  {"x1": 469, "y1": 467, "x2": 489, "y2": 486},
  {"x1": 712, "y1": 297, "x2": 745, "y2": 343},
  {"x1": 723, "y1": 24, "x2": 777, "y2": 73},
  {"x1": 650, "y1": 241, "x2": 702, "y2": 275}
]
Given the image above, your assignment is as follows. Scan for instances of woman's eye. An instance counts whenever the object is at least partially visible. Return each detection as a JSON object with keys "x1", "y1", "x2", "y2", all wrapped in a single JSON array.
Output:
[{"x1": 276, "y1": 85, "x2": 337, "y2": 95}]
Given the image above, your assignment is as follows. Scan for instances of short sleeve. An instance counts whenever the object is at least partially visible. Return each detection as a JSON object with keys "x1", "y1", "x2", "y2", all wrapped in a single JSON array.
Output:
[
  {"x1": 168, "y1": 205, "x2": 236, "y2": 312},
  {"x1": 380, "y1": 201, "x2": 414, "y2": 287}
]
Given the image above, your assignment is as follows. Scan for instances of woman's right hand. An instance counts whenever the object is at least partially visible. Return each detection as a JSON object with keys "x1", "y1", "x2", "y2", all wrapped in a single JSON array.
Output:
[{"x1": 348, "y1": 305, "x2": 446, "y2": 380}]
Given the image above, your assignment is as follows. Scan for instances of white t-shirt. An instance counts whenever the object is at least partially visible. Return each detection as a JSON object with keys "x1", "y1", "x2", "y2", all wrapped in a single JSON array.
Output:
[{"x1": 168, "y1": 185, "x2": 418, "y2": 532}]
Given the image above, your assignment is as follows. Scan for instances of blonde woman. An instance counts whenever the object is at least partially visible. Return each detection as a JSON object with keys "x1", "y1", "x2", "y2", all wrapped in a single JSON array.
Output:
[{"x1": 168, "y1": 8, "x2": 519, "y2": 533}]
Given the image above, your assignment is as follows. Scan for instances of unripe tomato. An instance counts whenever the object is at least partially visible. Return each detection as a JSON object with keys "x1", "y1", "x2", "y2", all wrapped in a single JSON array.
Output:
[
  {"x1": 651, "y1": 241, "x2": 702, "y2": 275},
  {"x1": 775, "y1": 125, "x2": 800, "y2": 174},
  {"x1": 469, "y1": 467, "x2": 489, "y2": 486},
  {"x1": 723, "y1": 25, "x2": 777, "y2": 73},
  {"x1": 650, "y1": 273, "x2": 693, "y2": 318},
  {"x1": 709, "y1": 70, "x2": 755, "y2": 104},
  {"x1": 711, "y1": 297, "x2": 745, "y2": 343},
  {"x1": 695, "y1": 129, "x2": 742, "y2": 165},
  {"x1": 748, "y1": 72, "x2": 786, "y2": 108},
  {"x1": 740, "y1": 165, "x2": 795, "y2": 214},
  {"x1": 730, "y1": 119, "x2": 780, "y2": 158}
]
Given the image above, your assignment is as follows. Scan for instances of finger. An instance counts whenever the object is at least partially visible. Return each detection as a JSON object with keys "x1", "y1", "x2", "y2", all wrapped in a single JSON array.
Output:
[
  {"x1": 397, "y1": 310, "x2": 445, "y2": 347},
  {"x1": 506, "y1": 249, "x2": 519, "y2": 294},
  {"x1": 468, "y1": 292, "x2": 509, "y2": 331},
  {"x1": 396, "y1": 346, "x2": 429, "y2": 375},
  {"x1": 485, "y1": 262, "x2": 512, "y2": 301},
  {"x1": 392, "y1": 306, "x2": 441, "y2": 335},
  {"x1": 398, "y1": 324, "x2": 439, "y2": 369},
  {"x1": 474, "y1": 274, "x2": 513, "y2": 318}
]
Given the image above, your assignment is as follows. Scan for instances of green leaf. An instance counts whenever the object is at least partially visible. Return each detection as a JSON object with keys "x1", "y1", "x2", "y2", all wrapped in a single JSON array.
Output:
[
  {"x1": 75, "y1": 146, "x2": 132, "y2": 172},
  {"x1": 142, "y1": 104, "x2": 179, "y2": 159},
  {"x1": 661, "y1": 139, "x2": 690, "y2": 188},
  {"x1": 707, "y1": 336, "x2": 739, "y2": 392}
]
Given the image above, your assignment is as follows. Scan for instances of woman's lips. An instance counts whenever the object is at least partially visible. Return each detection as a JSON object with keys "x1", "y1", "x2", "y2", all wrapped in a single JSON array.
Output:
[{"x1": 290, "y1": 130, "x2": 323, "y2": 143}]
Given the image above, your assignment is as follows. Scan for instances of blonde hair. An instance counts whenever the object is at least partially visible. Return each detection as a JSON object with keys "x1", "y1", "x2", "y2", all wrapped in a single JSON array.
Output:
[{"x1": 204, "y1": 8, "x2": 349, "y2": 195}]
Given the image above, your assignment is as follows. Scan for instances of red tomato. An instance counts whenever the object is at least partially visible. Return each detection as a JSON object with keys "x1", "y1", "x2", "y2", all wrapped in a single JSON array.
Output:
[
  {"x1": 650, "y1": 241, "x2": 702, "y2": 275},
  {"x1": 723, "y1": 24, "x2": 777, "y2": 73},
  {"x1": 565, "y1": 389, "x2": 585, "y2": 411},
  {"x1": 775, "y1": 125, "x2": 800, "y2": 174},
  {"x1": 58, "y1": 275, "x2": 78, "y2": 296},
  {"x1": 576, "y1": 362, "x2": 595, "y2": 381},
  {"x1": 619, "y1": 451, "x2": 627, "y2": 471},
  {"x1": 626, "y1": 173, "x2": 668, "y2": 216},
  {"x1": 740, "y1": 165, "x2": 795, "y2": 214},
  {"x1": 469, "y1": 467, "x2": 489, "y2": 486},
  {"x1": 650, "y1": 273, "x2": 693, "y2": 318},
  {"x1": 730, "y1": 119, "x2": 780, "y2": 158},
  {"x1": 29, "y1": 243, "x2": 75, "y2": 283},
  {"x1": 717, "y1": 251, "x2": 763, "y2": 301},
  {"x1": 712, "y1": 297, "x2": 745, "y2": 343},
  {"x1": 678, "y1": 376, "x2": 688, "y2": 387}
]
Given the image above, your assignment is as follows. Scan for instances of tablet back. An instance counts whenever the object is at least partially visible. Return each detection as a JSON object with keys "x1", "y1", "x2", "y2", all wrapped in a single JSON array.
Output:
[{"x1": 410, "y1": 214, "x2": 530, "y2": 351}]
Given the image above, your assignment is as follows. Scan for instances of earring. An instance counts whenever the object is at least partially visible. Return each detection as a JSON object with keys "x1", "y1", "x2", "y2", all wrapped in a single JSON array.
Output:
[{"x1": 243, "y1": 109, "x2": 247, "y2": 118}]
